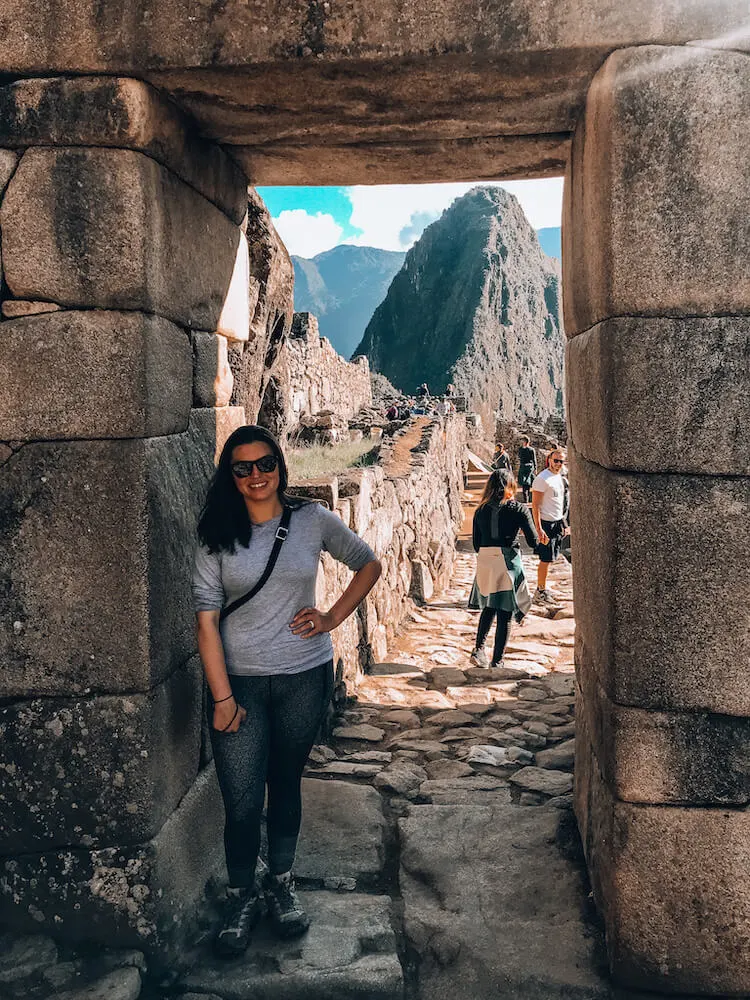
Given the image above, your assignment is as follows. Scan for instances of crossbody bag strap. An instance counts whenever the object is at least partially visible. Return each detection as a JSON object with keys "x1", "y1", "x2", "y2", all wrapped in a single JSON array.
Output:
[{"x1": 219, "y1": 505, "x2": 292, "y2": 623}]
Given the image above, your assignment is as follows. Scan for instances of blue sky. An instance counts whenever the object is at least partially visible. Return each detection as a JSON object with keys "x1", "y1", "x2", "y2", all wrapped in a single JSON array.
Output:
[{"x1": 258, "y1": 179, "x2": 563, "y2": 259}]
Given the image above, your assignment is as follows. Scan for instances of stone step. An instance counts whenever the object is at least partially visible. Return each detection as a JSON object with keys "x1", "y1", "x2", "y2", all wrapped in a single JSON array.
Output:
[
  {"x1": 182, "y1": 892, "x2": 403, "y2": 1000},
  {"x1": 399, "y1": 803, "x2": 608, "y2": 1000},
  {"x1": 272, "y1": 778, "x2": 387, "y2": 887}
]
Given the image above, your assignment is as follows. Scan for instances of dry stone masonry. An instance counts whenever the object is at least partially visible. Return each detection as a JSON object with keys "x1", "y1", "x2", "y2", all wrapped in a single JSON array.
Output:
[
  {"x1": 1, "y1": 6, "x2": 750, "y2": 997},
  {"x1": 292, "y1": 414, "x2": 467, "y2": 692},
  {"x1": 565, "y1": 45, "x2": 750, "y2": 995},
  {"x1": 284, "y1": 312, "x2": 372, "y2": 439},
  {"x1": 0, "y1": 75, "x2": 250, "y2": 960}
]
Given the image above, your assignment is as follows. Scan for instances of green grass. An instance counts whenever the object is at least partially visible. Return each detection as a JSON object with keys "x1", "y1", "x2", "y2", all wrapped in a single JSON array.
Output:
[{"x1": 287, "y1": 439, "x2": 379, "y2": 482}]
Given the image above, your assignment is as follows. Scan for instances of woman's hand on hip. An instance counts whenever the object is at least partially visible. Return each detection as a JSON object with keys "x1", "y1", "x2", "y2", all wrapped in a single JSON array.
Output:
[
  {"x1": 290, "y1": 607, "x2": 335, "y2": 638},
  {"x1": 212, "y1": 697, "x2": 246, "y2": 733}
]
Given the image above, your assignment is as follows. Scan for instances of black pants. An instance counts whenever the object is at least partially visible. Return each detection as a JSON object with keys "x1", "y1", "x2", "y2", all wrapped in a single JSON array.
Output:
[
  {"x1": 475, "y1": 608, "x2": 512, "y2": 664},
  {"x1": 210, "y1": 660, "x2": 334, "y2": 887}
]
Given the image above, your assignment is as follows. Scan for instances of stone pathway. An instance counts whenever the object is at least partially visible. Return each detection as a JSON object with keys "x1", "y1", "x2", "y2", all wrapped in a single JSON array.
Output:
[{"x1": 3, "y1": 483, "x2": 612, "y2": 1000}]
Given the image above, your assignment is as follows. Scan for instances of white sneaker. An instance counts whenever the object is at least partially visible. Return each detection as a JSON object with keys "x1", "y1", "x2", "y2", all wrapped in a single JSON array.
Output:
[{"x1": 469, "y1": 647, "x2": 489, "y2": 668}]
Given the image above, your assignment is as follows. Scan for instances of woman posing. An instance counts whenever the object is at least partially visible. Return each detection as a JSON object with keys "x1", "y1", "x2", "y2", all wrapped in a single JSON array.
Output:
[
  {"x1": 193, "y1": 425, "x2": 381, "y2": 957},
  {"x1": 468, "y1": 469, "x2": 539, "y2": 669}
]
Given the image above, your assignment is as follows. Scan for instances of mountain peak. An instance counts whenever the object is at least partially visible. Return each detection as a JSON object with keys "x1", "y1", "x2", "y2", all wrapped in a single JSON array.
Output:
[{"x1": 356, "y1": 187, "x2": 564, "y2": 427}]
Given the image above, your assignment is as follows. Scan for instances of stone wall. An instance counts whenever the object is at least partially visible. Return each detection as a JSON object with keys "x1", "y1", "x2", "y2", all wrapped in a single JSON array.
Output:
[
  {"x1": 0, "y1": 76, "x2": 251, "y2": 963},
  {"x1": 565, "y1": 45, "x2": 750, "y2": 994},
  {"x1": 284, "y1": 312, "x2": 373, "y2": 438},
  {"x1": 288, "y1": 415, "x2": 467, "y2": 691}
]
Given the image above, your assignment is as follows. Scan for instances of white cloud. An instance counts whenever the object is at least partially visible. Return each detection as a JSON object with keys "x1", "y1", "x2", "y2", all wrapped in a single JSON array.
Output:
[
  {"x1": 272, "y1": 209, "x2": 343, "y2": 258},
  {"x1": 342, "y1": 178, "x2": 564, "y2": 251}
]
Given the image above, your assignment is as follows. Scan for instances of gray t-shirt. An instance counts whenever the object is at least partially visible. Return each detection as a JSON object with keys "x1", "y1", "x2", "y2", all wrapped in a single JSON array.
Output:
[{"x1": 192, "y1": 502, "x2": 376, "y2": 676}]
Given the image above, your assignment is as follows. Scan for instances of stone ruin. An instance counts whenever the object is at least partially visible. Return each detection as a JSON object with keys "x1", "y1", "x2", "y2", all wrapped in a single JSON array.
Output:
[
  {"x1": 282, "y1": 312, "x2": 373, "y2": 444},
  {"x1": 0, "y1": 4, "x2": 749, "y2": 995}
]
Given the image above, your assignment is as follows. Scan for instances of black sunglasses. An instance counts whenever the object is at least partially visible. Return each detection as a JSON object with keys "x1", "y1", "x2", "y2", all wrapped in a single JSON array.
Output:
[
  {"x1": 231, "y1": 455, "x2": 279, "y2": 477},
  {"x1": 550, "y1": 458, "x2": 564, "y2": 465}
]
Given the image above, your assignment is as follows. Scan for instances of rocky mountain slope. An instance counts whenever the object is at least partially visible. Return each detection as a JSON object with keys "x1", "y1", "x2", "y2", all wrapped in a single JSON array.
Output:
[
  {"x1": 356, "y1": 188, "x2": 564, "y2": 427},
  {"x1": 293, "y1": 245, "x2": 406, "y2": 359}
]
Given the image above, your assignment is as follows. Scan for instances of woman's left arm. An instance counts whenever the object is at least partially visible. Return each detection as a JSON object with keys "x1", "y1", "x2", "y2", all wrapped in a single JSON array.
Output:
[
  {"x1": 291, "y1": 559, "x2": 381, "y2": 636},
  {"x1": 290, "y1": 505, "x2": 382, "y2": 638}
]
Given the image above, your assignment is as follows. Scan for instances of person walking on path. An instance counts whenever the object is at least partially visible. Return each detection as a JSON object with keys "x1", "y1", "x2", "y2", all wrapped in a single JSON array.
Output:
[
  {"x1": 193, "y1": 425, "x2": 381, "y2": 957},
  {"x1": 492, "y1": 442, "x2": 512, "y2": 473},
  {"x1": 517, "y1": 435, "x2": 537, "y2": 503},
  {"x1": 468, "y1": 469, "x2": 539, "y2": 669},
  {"x1": 531, "y1": 448, "x2": 569, "y2": 607}
]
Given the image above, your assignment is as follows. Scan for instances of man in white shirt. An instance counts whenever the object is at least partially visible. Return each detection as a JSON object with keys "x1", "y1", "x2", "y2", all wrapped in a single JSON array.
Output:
[{"x1": 531, "y1": 449, "x2": 569, "y2": 606}]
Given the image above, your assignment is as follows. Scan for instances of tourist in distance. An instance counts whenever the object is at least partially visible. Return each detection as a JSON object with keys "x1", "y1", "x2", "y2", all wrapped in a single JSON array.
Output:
[
  {"x1": 531, "y1": 447, "x2": 569, "y2": 607},
  {"x1": 517, "y1": 435, "x2": 537, "y2": 503},
  {"x1": 491, "y1": 442, "x2": 512, "y2": 473},
  {"x1": 468, "y1": 469, "x2": 540, "y2": 669},
  {"x1": 193, "y1": 425, "x2": 381, "y2": 957}
]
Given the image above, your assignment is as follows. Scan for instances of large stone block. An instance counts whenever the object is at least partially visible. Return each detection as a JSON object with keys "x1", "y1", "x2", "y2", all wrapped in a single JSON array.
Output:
[
  {"x1": 0, "y1": 407, "x2": 244, "y2": 698},
  {"x1": 399, "y1": 802, "x2": 607, "y2": 999},
  {"x1": 295, "y1": 778, "x2": 386, "y2": 883},
  {"x1": 0, "y1": 77, "x2": 247, "y2": 223},
  {"x1": 575, "y1": 664, "x2": 750, "y2": 807},
  {"x1": 0, "y1": 766, "x2": 225, "y2": 960},
  {"x1": 570, "y1": 447, "x2": 750, "y2": 715},
  {"x1": 1, "y1": 148, "x2": 246, "y2": 336},
  {"x1": 563, "y1": 45, "x2": 750, "y2": 336},
  {"x1": 192, "y1": 332, "x2": 233, "y2": 408},
  {"x1": 566, "y1": 316, "x2": 750, "y2": 475},
  {"x1": 576, "y1": 730, "x2": 750, "y2": 994},
  {"x1": 0, "y1": 311, "x2": 191, "y2": 440},
  {"x1": 0, "y1": 657, "x2": 203, "y2": 853}
]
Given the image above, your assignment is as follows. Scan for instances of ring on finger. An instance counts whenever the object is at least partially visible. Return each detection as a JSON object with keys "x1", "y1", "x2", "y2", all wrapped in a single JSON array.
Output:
[{"x1": 308, "y1": 619, "x2": 314, "y2": 629}]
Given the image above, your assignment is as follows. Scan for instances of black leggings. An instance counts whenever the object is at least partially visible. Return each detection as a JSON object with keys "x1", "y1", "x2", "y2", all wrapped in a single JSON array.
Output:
[
  {"x1": 521, "y1": 486, "x2": 532, "y2": 504},
  {"x1": 475, "y1": 608, "x2": 512, "y2": 664},
  {"x1": 210, "y1": 660, "x2": 333, "y2": 887}
]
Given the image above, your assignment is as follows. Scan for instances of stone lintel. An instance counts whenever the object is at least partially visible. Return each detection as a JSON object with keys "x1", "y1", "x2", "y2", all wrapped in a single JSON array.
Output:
[
  {"x1": 575, "y1": 717, "x2": 750, "y2": 995},
  {"x1": 235, "y1": 133, "x2": 570, "y2": 186},
  {"x1": 575, "y1": 664, "x2": 750, "y2": 807},
  {"x1": 570, "y1": 447, "x2": 750, "y2": 716},
  {"x1": 566, "y1": 315, "x2": 750, "y2": 475},
  {"x1": 0, "y1": 407, "x2": 244, "y2": 699},
  {"x1": 0, "y1": 77, "x2": 247, "y2": 224},
  {"x1": 0, "y1": 766, "x2": 225, "y2": 961},
  {"x1": 0, "y1": 311, "x2": 192, "y2": 441},
  {"x1": 563, "y1": 45, "x2": 750, "y2": 337},
  {"x1": 1, "y1": 147, "x2": 247, "y2": 338},
  {"x1": 0, "y1": 657, "x2": 203, "y2": 853}
]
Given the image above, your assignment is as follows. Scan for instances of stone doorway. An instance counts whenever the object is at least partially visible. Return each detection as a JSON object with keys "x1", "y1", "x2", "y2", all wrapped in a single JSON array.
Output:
[{"x1": 0, "y1": 9, "x2": 748, "y2": 995}]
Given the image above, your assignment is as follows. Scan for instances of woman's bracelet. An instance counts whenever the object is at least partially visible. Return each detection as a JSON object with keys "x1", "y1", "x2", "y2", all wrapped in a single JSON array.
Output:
[{"x1": 214, "y1": 693, "x2": 235, "y2": 704}]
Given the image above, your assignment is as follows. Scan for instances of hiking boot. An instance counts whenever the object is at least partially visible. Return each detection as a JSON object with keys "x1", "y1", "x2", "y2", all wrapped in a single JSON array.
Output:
[
  {"x1": 215, "y1": 886, "x2": 264, "y2": 957},
  {"x1": 469, "y1": 647, "x2": 489, "y2": 668},
  {"x1": 263, "y1": 871, "x2": 310, "y2": 939}
]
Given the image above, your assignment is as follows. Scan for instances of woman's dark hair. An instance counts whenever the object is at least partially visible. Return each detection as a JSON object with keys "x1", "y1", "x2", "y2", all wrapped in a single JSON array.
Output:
[
  {"x1": 197, "y1": 424, "x2": 304, "y2": 553},
  {"x1": 479, "y1": 469, "x2": 517, "y2": 508}
]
